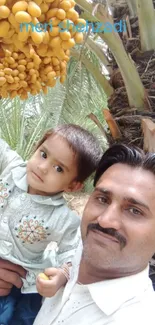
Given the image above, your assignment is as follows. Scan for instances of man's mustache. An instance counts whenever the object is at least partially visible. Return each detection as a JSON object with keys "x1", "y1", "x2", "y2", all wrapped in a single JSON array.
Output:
[{"x1": 87, "y1": 223, "x2": 127, "y2": 249}]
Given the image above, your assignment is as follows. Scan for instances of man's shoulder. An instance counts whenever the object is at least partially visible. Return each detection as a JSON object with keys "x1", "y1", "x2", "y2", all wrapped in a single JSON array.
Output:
[
  {"x1": 115, "y1": 287, "x2": 155, "y2": 324},
  {"x1": 139, "y1": 287, "x2": 155, "y2": 316}
]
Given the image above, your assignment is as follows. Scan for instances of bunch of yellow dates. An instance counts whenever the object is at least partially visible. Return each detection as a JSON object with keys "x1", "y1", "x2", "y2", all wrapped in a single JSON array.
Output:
[{"x1": 0, "y1": 0, "x2": 86, "y2": 99}]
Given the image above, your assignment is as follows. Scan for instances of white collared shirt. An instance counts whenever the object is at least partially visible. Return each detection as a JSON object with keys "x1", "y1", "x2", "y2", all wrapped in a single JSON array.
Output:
[{"x1": 34, "y1": 241, "x2": 155, "y2": 325}]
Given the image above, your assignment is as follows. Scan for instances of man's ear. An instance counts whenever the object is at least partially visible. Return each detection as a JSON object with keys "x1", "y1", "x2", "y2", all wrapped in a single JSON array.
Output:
[{"x1": 65, "y1": 181, "x2": 84, "y2": 193}]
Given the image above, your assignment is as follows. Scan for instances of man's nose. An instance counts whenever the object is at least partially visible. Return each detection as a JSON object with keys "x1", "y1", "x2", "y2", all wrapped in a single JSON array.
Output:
[{"x1": 97, "y1": 204, "x2": 122, "y2": 230}]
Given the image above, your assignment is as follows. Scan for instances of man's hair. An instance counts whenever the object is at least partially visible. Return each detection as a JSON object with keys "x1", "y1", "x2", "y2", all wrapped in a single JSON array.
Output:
[
  {"x1": 94, "y1": 143, "x2": 155, "y2": 186},
  {"x1": 35, "y1": 124, "x2": 102, "y2": 182}
]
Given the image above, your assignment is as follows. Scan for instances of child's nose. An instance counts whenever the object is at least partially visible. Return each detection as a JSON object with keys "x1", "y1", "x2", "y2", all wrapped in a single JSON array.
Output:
[{"x1": 37, "y1": 163, "x2": 48, "y2": 174}]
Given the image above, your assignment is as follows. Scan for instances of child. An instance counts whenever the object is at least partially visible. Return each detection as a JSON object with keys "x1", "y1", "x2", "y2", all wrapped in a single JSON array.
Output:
[{"x1": 0, "y1": 123, "x2": 102, "y2": 325}]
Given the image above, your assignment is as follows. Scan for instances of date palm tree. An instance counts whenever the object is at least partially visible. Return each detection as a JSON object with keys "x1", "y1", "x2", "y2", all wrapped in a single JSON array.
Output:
[
  {"x1": 1, "y1": 0, "x2": 154, "y2": 152},
  {"x1": 74, "y1": 0, "x2": 155, "y2": 150},
  {"x1": 0, "y1": 52, "x2": 107, "y2": 160}
]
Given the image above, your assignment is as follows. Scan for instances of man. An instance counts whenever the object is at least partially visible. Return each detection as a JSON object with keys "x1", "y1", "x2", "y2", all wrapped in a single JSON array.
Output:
[
  {"x1": 1, "y1": 143, "x2": 155, "y2": 324},
  {"x1": 33, "y1": 143, "x2": 155, "y2": 324}
]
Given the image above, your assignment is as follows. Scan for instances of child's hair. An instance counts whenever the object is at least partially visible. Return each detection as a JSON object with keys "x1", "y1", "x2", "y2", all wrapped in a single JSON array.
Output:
[{"x1": 35, "y1": 124, "x2": 103, "y2": 182}]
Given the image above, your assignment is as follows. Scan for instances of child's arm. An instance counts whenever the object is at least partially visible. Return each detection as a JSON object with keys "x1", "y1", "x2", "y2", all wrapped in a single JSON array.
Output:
[
  {"x1": 56, "y1": 210, "x2": 81, "y2": 266},
  {"x1": 36, "y1": 263, "x2": 70, "y2": 297},
  {"x1": 21, "y1": 208, "x2": 80, "y2": 294},
  {"x1": 0, "y1": 138, "x2": 22, "y2": 174},
  {"x1": 35, "y1": 208, "x2": 80, "y2": 297}
]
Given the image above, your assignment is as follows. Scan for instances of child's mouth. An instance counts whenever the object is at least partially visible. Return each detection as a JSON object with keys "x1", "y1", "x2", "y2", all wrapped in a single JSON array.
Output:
[{"x1": 32, "y1": 171, "x2": 43, "y2": 182}]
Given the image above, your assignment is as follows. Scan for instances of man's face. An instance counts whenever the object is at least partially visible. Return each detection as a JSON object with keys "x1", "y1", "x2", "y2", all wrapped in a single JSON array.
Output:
[
  {"x1": 27, "y1": 134, "x2": 78, "y2": 195},
  {"x1": 81, "y1": 163, "x2": 155, "y2": 275}
]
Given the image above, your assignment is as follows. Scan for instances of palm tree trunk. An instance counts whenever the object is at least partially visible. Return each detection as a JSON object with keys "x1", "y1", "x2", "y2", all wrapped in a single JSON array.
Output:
[
  {"x1": 106, "y1": 0, "x2": 155, "y2": 147},
  {"x1": 76, "y1": 0, "x2": 155, "y2": 148}
]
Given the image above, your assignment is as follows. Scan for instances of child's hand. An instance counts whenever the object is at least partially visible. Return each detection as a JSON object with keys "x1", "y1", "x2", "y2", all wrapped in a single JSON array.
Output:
[{"x1": 36, "y1": 267, "x2": 67, "y2": 297}]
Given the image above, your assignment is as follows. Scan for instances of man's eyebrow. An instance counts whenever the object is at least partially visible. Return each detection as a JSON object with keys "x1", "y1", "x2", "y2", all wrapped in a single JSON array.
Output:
[
  {"x1": 94, "y1": 187, "x2": 111, "y2": 196},
  {"x1": 41, "y1": 145, "x2": 69, "y2": 171},
  {"x1": 124, "y1": 197, "x2": 150, "y2": 212}
]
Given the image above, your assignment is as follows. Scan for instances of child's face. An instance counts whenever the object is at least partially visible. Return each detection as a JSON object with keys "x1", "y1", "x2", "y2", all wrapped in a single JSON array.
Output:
[{"x1": 26, "y1": 134, "x2": 79, "y2": 195}]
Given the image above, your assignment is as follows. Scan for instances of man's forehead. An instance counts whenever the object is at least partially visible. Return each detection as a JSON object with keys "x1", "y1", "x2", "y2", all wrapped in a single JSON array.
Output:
[
  {"x1": 94, "y1": 163, "x2": 155, "y2": 202},
  {"x1": 96, "y1": 163, "x2": 155, "y2": 183}
]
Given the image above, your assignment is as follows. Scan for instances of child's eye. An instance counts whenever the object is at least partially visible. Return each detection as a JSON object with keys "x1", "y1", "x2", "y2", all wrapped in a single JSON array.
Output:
[
  {"x1": 40, "y1": 151, "x2": 47, "y2": 159},
  {"x1": 53, "y1": 165, "x2": 63, "y2": 173}
]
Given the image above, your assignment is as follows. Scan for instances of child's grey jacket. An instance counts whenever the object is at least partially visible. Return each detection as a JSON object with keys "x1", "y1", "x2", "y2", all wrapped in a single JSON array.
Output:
[{"x1": 0, "y1": 139, "x2": 80, "y2": 293}]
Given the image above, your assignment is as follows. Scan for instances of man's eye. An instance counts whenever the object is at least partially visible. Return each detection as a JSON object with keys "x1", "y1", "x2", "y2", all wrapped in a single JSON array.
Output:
[
  {"x1": 96, "y1": 196, "x2": 107, "y2": 204},
  {"x1": 40, "y1": 151, "x2": 47, "y2": 159},
  {"x1": 53, "y1": 165, "x2": 63, "y2": 173},
  {"x1": 128, "y1": 207, "x2": 142, "y2": 216}
]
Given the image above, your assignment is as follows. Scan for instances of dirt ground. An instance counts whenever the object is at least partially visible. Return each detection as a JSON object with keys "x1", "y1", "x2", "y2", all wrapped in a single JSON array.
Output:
[{"x1": 64, "y1": 193, "x2": 90, "y2": 217}]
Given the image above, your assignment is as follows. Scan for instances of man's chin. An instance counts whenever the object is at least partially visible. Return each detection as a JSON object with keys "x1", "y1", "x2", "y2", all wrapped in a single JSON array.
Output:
[{"x1": 83, "y1": 240, "x2": 119, "y2": 271}]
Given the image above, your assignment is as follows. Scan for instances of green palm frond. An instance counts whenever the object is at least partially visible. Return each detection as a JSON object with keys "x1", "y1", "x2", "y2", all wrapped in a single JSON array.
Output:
[
  {"x1": 60, "y1": 51, "x2": 107, "y2": 142},
  {"x1": 0, "y1": 97, "x2": 50, "y2": 159}
]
